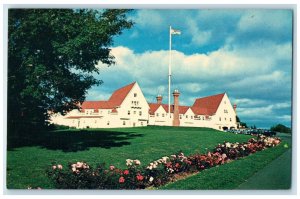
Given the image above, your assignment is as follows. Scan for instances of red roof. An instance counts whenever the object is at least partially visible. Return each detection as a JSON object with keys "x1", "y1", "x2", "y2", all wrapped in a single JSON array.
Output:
[
  {"x1": 191, "y1": 93, "x2": 225, "y2": 116},
  {"x1": 80, "y1": 82, "x2": 136, "y2": 112},
  {"x1": 148, "y1": 103, "x2": 161, "y2": 115},
  {"x1": 108, "y1": 82, "x2": 136, "y2": 106},
  {"x1": 148, "y1": 103, "x2": 191, "y2": 115},
  {"x1": 81, "y1": 101, "x2": 114, "y2": 111}
]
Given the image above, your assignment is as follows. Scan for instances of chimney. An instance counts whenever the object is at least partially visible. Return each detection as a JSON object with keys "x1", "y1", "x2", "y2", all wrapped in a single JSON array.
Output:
[
  {"x1": 233, "y1": 104, "x2": 237, "y2": 113},
  {"x1": 156, "y1": 95, "x2": 163, "y2": 104},
  {"x1": 172, "y1": 89, "x2": 180, "y2": 126}
]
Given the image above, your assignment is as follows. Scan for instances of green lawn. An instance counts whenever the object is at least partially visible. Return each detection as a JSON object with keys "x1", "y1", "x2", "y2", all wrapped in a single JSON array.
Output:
[{"x1": 7, "y1": 126, "x2": 252, "y2": 189}]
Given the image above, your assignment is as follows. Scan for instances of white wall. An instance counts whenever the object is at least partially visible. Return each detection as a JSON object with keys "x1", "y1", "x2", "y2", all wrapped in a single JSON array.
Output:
[{"x1": 49, "y1": 84, "x2": 238, "y2": 131}]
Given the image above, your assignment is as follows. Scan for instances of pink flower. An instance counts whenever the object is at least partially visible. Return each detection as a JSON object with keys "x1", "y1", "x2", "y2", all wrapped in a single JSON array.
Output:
[
  {"x1": 109, "y1": 165, "x2": 115, "y2": 171},
  {"x1": 207, "y1": 152, "x2": 212, "y2": 158},
  {"x1": 57, "y1": 164, "x2": 63, "y2": 170},
  {"x1": 136, "y1": 174, "x2": 144, "y2": 181},
  {"x1": 52, "y1": 165, "x2": 57, "y2": 170},
  {"x1": 119, "y1": 176, "x2": 125, "y2": 183},
  {"x1": 123, "y1": 170, "x2": 129, "y2": 175}
]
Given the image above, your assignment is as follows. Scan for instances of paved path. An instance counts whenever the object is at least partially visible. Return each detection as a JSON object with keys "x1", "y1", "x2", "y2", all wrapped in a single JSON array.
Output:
[{"x1": 237, "y1": 148, "x2": 291, "y2": 189}]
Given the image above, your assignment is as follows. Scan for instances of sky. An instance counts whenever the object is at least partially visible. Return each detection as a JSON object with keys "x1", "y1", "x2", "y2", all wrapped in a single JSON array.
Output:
[{"x1": 86, "y1": 9, "x2": 293, "y2": 129}]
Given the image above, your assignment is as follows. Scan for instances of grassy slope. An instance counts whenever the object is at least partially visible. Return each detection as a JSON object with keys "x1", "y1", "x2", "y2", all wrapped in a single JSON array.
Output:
[
  {"x1": 7, "y1": 126, "x2": 251, "y2": 189},
  {"x1": 159, "y1": 137, "x2": 291, "y2": 190}
]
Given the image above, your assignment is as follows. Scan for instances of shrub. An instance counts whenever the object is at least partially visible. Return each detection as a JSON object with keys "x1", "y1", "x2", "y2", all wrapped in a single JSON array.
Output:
[{"x1": 47, "y1": 135, "x2": 281, "y2": 189}]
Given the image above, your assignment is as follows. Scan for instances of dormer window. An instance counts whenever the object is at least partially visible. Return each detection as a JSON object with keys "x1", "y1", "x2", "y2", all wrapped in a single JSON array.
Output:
[{"x1": 134, "y1": 93, "x2": 137, "y2": 97}]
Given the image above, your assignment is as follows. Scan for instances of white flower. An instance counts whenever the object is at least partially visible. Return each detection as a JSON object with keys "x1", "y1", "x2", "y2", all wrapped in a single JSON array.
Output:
[
  {"x1": 222, "y1": 153, "x2": 227, "y2": 159},
  {"x1": 149, "y1": 176, "x2": 154, "y2": 182},
  {"x1": 134, "y1": 159, "x2": 141, "y2": 165},
  {"x1": 225, "y1": 142, "x2": 231, "y2": 148},
  {"x1": 162, "y1": 156, "x2": 169, "y2": 161},
  {"x1": 126, "y1": 159, "x2": 133, "y2": 166}
]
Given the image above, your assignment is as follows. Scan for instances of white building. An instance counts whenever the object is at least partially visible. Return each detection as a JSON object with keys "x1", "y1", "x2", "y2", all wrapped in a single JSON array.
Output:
[{"x1": 50, "y1": 81, "x2": 238, "y2": 130}]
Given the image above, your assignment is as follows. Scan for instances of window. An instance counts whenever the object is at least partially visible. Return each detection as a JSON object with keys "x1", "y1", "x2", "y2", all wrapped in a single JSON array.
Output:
[
  {"x1": 219, "y1": 126, "x2": 221, "y2": 129},
  {"x1": 191, "y1": 116, "x2": 193, "y2": 119},
  {"x1": 133, "y1": 111, "x2": 136, "y2": 115},
  {"x1": 134, "y1": 93, "x2": 137, "y2": 97},
  {"x1": 123, "y1": 121, "x2": 126, "y2": 125},
  {"x1": 203, "y1": 116, "x2": 205, "y2": 120},
  {"x1": 162, "y1": 113, "x2": 165, "y2": 117},
  {"x1": 128, "y1": 110, "x2": 130, "y2": 115},
  {"x1": 230, "y1": 118, "x2": 232, "y2": 122},
  {"x1": 225, "y1": 117, "x2": 227, "y2": 121},
  {"x1": 186, "y1": 115, "x2": 188, "y2": 119},
  {"x1": 180, "y1": 115, "x2": 182, "y2": 119},
  {"x1": 139, "y1": 111, "x2": 142, "y2": 116},
  {"x1": 141, "y1": 122, "x2": 143, "y2": 126},
  {"x1": 156, "y1": 113, "x2": 159, "y2": 117},
  {"x1": 219, "y1": 117, "x2": 221, "y2": 121},
  {"x1": 107, "y1": 121, "x2": 110, "y2": 126}
]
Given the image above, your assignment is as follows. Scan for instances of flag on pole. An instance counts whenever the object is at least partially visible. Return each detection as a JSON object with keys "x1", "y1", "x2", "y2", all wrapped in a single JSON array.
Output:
[{"x1": 170, "y1": 28, "x2": 181, "y2": 35}]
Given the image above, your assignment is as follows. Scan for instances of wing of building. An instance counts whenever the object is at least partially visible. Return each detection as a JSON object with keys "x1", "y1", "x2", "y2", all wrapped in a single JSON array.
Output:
[{"x1": 50, "y1": 82, "x2": 239, "y2": 131}]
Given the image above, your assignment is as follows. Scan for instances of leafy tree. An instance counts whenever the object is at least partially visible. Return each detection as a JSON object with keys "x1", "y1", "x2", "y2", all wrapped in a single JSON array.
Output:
[
  {"x1": 270, "y1": 124, "x2": 291, "y2": 134},
  {"x1": 8, "y1": 9, "x2": 133, "y2": 135}
]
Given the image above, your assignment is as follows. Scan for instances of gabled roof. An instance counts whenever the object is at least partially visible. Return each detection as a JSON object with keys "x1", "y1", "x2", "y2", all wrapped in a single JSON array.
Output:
[
  {"x1": 148, "y1": 103, "x2": 161, "y2": 115},
  {"x1": 191, "y1": 93, "x2": 225, "y2": 116},
  {"x1": 148, "y1": 103, "x2": 192, "y2": 115},
  {"x1": 108, "y1": 82, "x2": 136, "y2": 106},
  {"x1": 81, "y1": 82, "x2": 136, "y2": 112}
]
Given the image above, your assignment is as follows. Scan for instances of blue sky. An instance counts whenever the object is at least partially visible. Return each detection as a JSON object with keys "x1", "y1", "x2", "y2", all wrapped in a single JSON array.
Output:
[{"x1": 87, "y1": 9, "x2": 293, "y2": 128}]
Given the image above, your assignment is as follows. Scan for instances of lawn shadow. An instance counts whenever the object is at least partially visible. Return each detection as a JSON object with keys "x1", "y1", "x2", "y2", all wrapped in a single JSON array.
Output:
[{"x1": 7, "y1": 129, "x2": 144, "y2": 152}]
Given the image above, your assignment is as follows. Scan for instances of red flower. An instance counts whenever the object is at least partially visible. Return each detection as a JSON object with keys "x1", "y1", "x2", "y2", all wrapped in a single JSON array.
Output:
[
  {"x1": 136, "y1": 174, "x2": 144, "y2": 181},
  {"x1": 175, "y1": 163, "x2": 180, "y2": 168},
  {"x1": 166, "y1": 162, "x2": 172, "y2": 168},
  {"x1": 123, "y1": 170, "x2": 129, "y2": 175},
  {"x1": 119, "y1": 176, "x2": 125, "y2": 183},
  {"x1": 109, "y1": 165, "x2": 115, "y2": 171}
]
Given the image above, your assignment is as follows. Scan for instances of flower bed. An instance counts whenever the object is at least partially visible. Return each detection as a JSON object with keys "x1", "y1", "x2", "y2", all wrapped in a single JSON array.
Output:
[{"x1": 47, "y1": 135, "x2": 281, "y2": 189}]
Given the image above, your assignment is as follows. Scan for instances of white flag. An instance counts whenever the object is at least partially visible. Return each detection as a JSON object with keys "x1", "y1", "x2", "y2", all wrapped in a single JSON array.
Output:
[{"x1": 170, "y1": 28, "x2": 181, "y2": 35}]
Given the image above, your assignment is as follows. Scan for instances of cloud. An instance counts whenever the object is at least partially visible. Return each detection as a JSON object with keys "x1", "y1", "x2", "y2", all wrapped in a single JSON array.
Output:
[
  {"x1": 185, "y1": 18, "x2": 212, "y2": 46},
  {"x1": 91, "y1": 9, "x2": 293, "y2": 128}
]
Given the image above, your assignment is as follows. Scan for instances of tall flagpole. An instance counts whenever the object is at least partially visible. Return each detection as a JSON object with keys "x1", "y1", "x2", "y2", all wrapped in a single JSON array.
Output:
[{"x1": 168, "y1": 26, "x2": 172, "y2": 117}]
